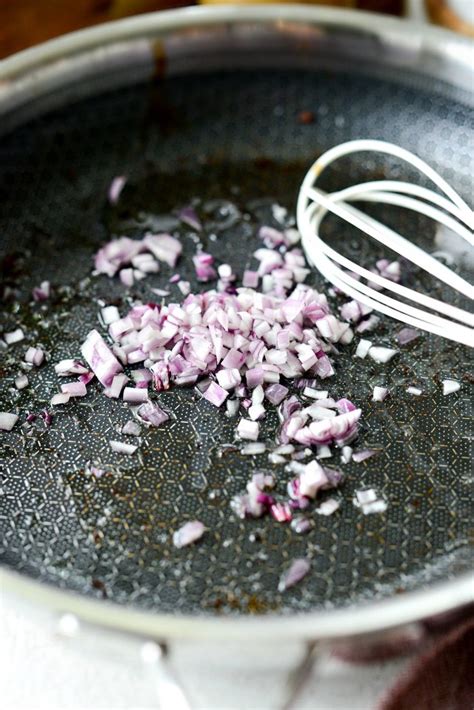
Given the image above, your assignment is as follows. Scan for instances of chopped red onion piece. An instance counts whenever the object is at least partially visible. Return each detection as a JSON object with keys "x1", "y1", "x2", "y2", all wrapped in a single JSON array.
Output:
[
  {"x1": 354, "y1": 488, "x2": 387, "y2": 515},
  {"x1": 341, "y1": 446, "x2": 353, "y2": 464},
  {"x1": 122, "y1": 420, "x2": 141, "y2": 437},
  {"x1": 61, "y1": 381, "x2": 87, "y2": 397},
  {"x1": 442, "y1": 379, "x2": 460, "y2": 396},
  {"x1": 245, "y1": 367, "x2": 265, "y2": 389},
  {"x1": 51, "y1": 393, "x2": 71, "y2": 406},
  {"x1": 241, "y1": 442, "x2": 266, "y2": 455},
  {"x1": 108, "y1": 373, "x2": 129, "y2": 399},
  {"x1": 95, "y1": 236, "x2": 144, "y2": 277},
  {"x1": 355, "y1": 488, "x2": 378, "y2": 505},
  {"x1": 265, "y1": 384, "x2": 289, "y2": 406},
  {"x1": 144, "y1": 234, "x2": 182, "y2": 267},
  {"x1": 316, "y1": 445, "x2": 332, "y2": 459},
  {"x1": 81, "y1": 329, "x2": 123, "y2": 386},
  {"x1": 108, "y1": 175, "x2": 126, "y2": 204},
  {"x1": 0, "y1": 412, "x2": 18, "y2": 431},
  {"x1": 173, "y1": 520, "x2": 205, "y2": 548},
  {"x1": 15, "y1": 374, "x2": 28, "y2": 390},
  {"x1": 340, "y1": 300, "x2": 372, "y2": 323},
  {"x1": 25, "y1": 346, "x2": 44, "y2": 366},
  {"x1": 360, "y1": 499, "x2": 388, "y2": 514},
  {"x1": 32, "y1": 280, "x2": 50, "y2": 302},
  {"x1": 225, "y1": 399, "x2": 240, "y2": 418},
  {"x1": 278, "y1": 558, "x2": 310, "y2": 592},
  {"x1": 299, "y1": 460, "x2": 328, "y2": 498},
  {"x1": 243, "y1": 270, "x2": 259, "y2": 288},
  {"x1": 203, "y1": 381, "x2": 228, "y2": 407},
  {"x1": 356, "y1": 315, "x2": 380, "y2": 333},
  {"x1": 270, "y1": 502, "x2": 292, "y2": 523},
  {"x1": 193, "y1": 252, "x2": 216, "y2": 282},
  {"x1": 352, "y1": 449, "x2": 377, "y2": 463},
  {"x1": 368, "y1": 346, "x2": 398, "y2": 364},
  {"x1": 4, "y1": 328, "x2": 24, "y2": 345},
  {"x1": 305, "y1": 405, "x2": 337, "y2": 420},
  {"x1": 373, "y1": 386, "x2": 389, "y2": 402},
  {"x1": 178, "y1": 206, "x2": 202, "y2": 232},
  {"x1": 79, "y1": 372, "x2": 94, "y2": 385},
  {"x1": 303, "y1": 387, "x2": 328, "y2": 400},
  {"x1": 86, "y1": 463, "x2": 106, "y2": 478},
  {"x1": 55, "y1": 359, "x2": 88, "y2": 376},
  {"x1": 177, "y1": 280, "x2": 191, "y2": 296},
  {"x1": 119, "y1": 268, "x2": 134, "y2": 287},
  {"x1": 396, "y1": 327, "x2": 420, "y2": 345},
  {"x1": 109, "y1": 440, "x2": 138, "y2": 455},
  {"x1": 237, "y1": 418, "x2": 259, "y2": 441},
  {"x1": 248, "y1": 403, "x2": 265, "y2": 421},
  {"x1": 123, "y1": 387, "x2": 148, "y2": 403},
  {"x1": 259, "y1": 225, "x2": 286, "y2": 248},
  {"x1": 406, "y1": 386, "x2": 422, "y2": 396},
  {"x1": 290, "y1": 516, "x2": 313, "y2": 534},
  {"x1": 355, "y1": 339, "x2": 372, "y2": 359},
  {"x1": 336, "y1": 398, "x2": 356, "y2": 414},
  {"x1": 41, "y1": 410, "x2": 53, "y2": 426},
  {"x1": 216, "y1": 368, "x2": 241, "y2": 391},
  {"x1": 137, "y1": 401, "x2": 169, "y2": 427},
  {"x1": 316, "y1": 498, "x2": 340, "y2": 516},
  {"x1": 101, "y1": 306, "x2": 120, "y2": 325}
]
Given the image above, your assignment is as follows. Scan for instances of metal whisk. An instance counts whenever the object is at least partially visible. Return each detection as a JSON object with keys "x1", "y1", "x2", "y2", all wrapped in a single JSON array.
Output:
[{"x1": 297, "y1": 140, "x2": 474, "y2": 347}]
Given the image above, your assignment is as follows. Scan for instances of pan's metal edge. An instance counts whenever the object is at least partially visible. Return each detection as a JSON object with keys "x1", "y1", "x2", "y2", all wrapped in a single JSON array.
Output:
[
  {"x1": 0, "y1": 4, "x2": 472, "y2": 89},
  {"x1": 1, "y1": 566, "x2": 473, "y2": 641},
  {"x1": 0, "y1": 5, "x2": 472, "y2": 640}
]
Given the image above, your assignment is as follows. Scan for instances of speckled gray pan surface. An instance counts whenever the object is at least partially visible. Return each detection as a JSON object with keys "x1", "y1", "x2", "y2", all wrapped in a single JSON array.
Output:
[{"x1": 0, "y1": 68, "x2": 472, "y2": 616}]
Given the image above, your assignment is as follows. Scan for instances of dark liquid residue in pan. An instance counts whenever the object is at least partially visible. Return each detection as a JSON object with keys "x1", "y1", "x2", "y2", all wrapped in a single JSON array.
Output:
[{"x1": 0, "y1": 70, "x2": 472, "y2": 615}]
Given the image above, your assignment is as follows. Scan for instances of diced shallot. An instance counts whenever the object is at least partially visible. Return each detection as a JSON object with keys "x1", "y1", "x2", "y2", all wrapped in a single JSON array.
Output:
[
  {"x1": 355, "y1": 339, "x2": 372, "y2": 359},
  {"x1": 368, "y1": 346, "x2": 398, "y2": 364},
  {"x1": 373, "y1": 386, "x2": 389, "y2": 402},
  {"x1": 316, "y1": 498, "x2": 340, "y2": 516},
  {"x1": 278, "y1": 558, "x2": 310, "y2": 592},
  {"x1": 25, "y1": 346, "x2": 44, "y2": 366},
  {"x1": 123, "y1": 387, "x2": 148, "y2": 404},
  {"x1": 4, "y1": 329, "x2": 24, "y2": 345},
  {"x1": 136, "y1": 401, "x2": 169, "y2": 427},
  {"x1": 0, "y1": 412, "x2": 18, "y2": 431},
  {"x1": 15, "y1": 374, "x2": 29, "y2": 390},
  {"x1": 61, "y1": 381, "x2": 87, "y2": 397},
  {"x1": 173, "y1": 520, "x2": 205, "y2": 548},
  {"x1": 442, "y1": 379, "x2": 460, "y2": 396},
  {"x1": 237, "y1": 418, "x2": 259, "y2": 441},
  {"x1": 109, "y1": 440, "x2": 138, "y2": 455},
  {"x1": 352, "y1": 449, "x2": 377, "y2": 463},
  {"x1": 81, "y1": 329, "x2": 123, "y2": 386},
  {"x1": 108, "y1": 175, "x2": 126, "y2": 204},
  {"x1": 51, "y1": 393, "x2": 71, "y2": 406}
]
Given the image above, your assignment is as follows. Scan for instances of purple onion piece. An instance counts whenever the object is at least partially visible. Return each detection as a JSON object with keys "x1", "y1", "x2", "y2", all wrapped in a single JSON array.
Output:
[
  {"x1": 173, "y1": 520, "x2": 205, "y2": 548},
  {"x1": 278, "y1": 558, "x2": 310, "y2": 592},
  {"x1": 265, "y1": 384, "x2": 289, "y2": 406},
  {"x1": 0, "y1": 412, "x2": 18, "y2": 431},
  {"x1": 178, "y1": 206, "x2": 202, "y2": 232},
  {"x1": 352, "y1": 449, "x2": 378, "y2": 463},
  {"x1": 137, "y1": 401, "x2": 169, "y2": 427},
  {"x1": 396, "y1": 327, "x2": 420, "y2": 345}
]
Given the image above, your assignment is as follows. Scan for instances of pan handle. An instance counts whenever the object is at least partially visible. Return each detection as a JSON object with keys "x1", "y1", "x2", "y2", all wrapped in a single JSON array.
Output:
[{"x1": 140, "y1": 641, "x2": 193, "y2": 710}]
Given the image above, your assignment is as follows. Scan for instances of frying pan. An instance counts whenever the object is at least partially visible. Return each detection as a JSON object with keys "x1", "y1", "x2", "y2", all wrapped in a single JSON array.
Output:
[{"x1": 0, "y1": 3, "x2": 472, "y2": 687}]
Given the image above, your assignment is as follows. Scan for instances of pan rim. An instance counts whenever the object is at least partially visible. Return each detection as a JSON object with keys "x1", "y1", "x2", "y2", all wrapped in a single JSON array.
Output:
[
  {"x1": 2, "y1": 566, "x2": 473, "y2": 641},
  {"x1": 0, "y1": 4, "x2": 472, "y2": 639}
]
